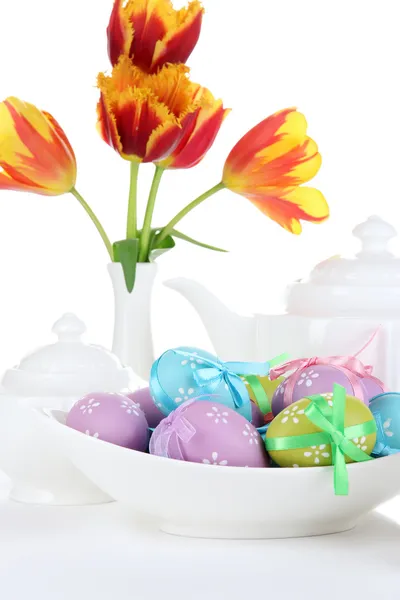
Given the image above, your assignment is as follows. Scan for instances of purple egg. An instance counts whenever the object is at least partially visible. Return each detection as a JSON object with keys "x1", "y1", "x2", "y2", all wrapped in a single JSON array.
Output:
[
  {"x1": 361, "y1": 377, "x2": 386, "y2": 403},
  {"x1": 251, "y1": 401, "x2": 265, "y2": 428},
  {"x1": 67, "y1": 392, "x2": 149, "y2": 451},
  {"x1": 126, "y1": 388, "x2": 164, "y2": 429},
  {"x1": 150, "y1": 400, "x2": 269, "y2": 468},
  {"x1": 272, "y1": 365, "x2": 386, "y2": 415}
]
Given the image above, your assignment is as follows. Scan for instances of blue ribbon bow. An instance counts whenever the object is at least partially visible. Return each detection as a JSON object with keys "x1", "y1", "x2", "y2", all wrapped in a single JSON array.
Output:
[{"x1": 174, "y1": 351, "x2": 270, "y2": 410}]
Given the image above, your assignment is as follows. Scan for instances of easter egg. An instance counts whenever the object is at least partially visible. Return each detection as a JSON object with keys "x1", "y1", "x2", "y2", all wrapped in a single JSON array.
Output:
[
  {"x1": 150, "y1": 346, "x2": 253, "y2": 422},
  {"x1": 250, "y1": 401, "x2": 265, "y2": 428},
  {"x1": 67, "y1": 392, "x2": 149, "y2": 451},
  {"x1": 150, "y1": 400, "x2": 269, "y2": 468},
  {"x1": 370, "y1": 392, "x2": 400, "y2": 457},
  {"x1": 242, "y1": 374, "x2": 284, "y2": 415},
  {"x1": 126, "y1": 387, "x2": 164, "y2": 429},
  {"x1": 272, "y1": 364, "x2": 385, "y2": 415},
  {"x1": 266, "y1": 393, "x2": 376, "y2": 468}
]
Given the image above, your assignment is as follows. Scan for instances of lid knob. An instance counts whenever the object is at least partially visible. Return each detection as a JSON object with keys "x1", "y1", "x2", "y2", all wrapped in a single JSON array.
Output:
[
  {"x1": 353, "y1": 215, "x2": 397, "y2": 257},
  {"x1": 52, "y1": 313, "x2": 86, "y2": 342}
]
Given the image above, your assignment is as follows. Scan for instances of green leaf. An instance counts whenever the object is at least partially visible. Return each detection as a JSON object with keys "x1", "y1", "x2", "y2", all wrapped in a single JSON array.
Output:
[
  {"x1": 149, "y1": 230, "x2": 175, "y2": 261},
  {"x1": 113, "y1": 239, "x2": 139, "y2": 293},
  {"x1": 171, "y1": 229, "x2": 228, "y2": 253}
]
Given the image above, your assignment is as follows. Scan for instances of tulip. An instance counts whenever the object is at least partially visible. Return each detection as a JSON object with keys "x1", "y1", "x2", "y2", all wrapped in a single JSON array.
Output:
[
  {"x1": 97, "y1": 57, "x2": 203, "y2": 163},
  {"x1": 222, "y1": 108, "x2": 329, "y2": 234},
  {"x1": 158, "y1": 88, "x2": 230, "y2": 169},
  {"x1": 0, "y1": 97, "x2": 76, "y2": 196},
  {"x1": 156, "y1": 107, "x2": 328, "y2": 246},
  {"x1": 0, "y1": 96, "x2": 113, "y2": 258},
  {"x1": 107, "y1": 0, "x2": 203, "y2": 73}
]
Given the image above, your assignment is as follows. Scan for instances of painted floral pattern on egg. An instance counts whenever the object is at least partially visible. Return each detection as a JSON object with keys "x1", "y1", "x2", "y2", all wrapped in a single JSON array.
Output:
[
  {"x1": 150, "y1": 400, "x2": 269, "y2": 468},
  {"x1": 150, "y1": 346, "x2": 253, "y2": 422},
  {"x1": 67, "y1": 392, "x2": 149, "y2": 451},
  {"x1": 271, "y1": 364, "x2": 385, "y2": 416}
]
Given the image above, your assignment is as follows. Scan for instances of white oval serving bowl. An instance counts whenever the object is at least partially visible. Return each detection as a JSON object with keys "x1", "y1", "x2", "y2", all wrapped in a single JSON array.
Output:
[{"x1": 39, "y1": 408, "x2": 400, "y2": 539}]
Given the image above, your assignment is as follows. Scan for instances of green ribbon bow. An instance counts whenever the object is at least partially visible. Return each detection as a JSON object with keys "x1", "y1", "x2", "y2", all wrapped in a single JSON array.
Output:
[
  {"x1": 265, "y1": 384, "x2": 377, "y2": 495},
  {"x1": 242, "y1": 353, "x2": 289, "y2": 415}
]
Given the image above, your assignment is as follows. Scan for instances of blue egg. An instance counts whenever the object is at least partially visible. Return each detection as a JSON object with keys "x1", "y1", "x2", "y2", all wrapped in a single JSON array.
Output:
[
  {"x1": 150, "y1": 346, "x2": 253, "y2": 421},
  {"x1": 369, "y1": 392, "x2": 400, "y2": 457}
]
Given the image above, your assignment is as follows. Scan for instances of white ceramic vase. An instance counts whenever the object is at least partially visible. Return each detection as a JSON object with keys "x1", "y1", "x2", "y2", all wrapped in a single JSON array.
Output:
[{"x1": 108, "y1": 262, "x2": 158, "y2": 382}]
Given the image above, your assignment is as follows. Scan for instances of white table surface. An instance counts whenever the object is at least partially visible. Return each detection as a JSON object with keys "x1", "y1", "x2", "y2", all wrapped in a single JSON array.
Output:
[{"x1": 1, "y1": 470, "x2": 400, "y2": 600}]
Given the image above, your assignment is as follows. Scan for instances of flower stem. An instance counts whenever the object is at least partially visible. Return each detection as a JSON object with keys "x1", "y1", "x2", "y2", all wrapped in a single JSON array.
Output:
[
  {"x1": 70, "y1": 187, "x2": 113, "y2": 260},
  {"x1": 156, "y1": 182, "x2": 225, "y2": 245},
  {"x1": 126, "y1": 161, "x2": 140, "y2": 239},
  {"x1": 138, "y1": 165, "x2": 165, "y2": 262}
]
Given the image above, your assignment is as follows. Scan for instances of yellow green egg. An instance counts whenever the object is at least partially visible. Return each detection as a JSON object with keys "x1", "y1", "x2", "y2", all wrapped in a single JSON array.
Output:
[
  {"x1": 241, "y1": 375, "x2": 284, "y2": 412},
  {"x1": 266, "y1": 393, "x2": 376, "y2": 468}
]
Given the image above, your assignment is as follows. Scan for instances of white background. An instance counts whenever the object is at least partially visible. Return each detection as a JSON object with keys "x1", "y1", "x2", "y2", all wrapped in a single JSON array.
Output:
[
  {"x1": 1, "y1": 1, "x2": 400, "y2": 594},
  {"x1": 2, "y1": 0, "x2": 400, "y2": 372}
]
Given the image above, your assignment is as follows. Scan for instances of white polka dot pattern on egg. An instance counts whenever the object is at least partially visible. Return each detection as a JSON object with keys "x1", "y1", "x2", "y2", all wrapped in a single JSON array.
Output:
[
  {"x1": 280, "y1": 405, "x2": 305, "y2": 425},
  {"x1": 206, "y1": 406, "x2": 229, "y2": 424},
  {"x1": 297, "y1": 369, "x2": 320, "y2": 388},
  {"x1": 174, "y1": 387, "x2": 195, "y2": 404},
  {"x1": 180, "y1": 353, "x2": 204, "y2": 369},
  {"x1": 120, "y1": 399, "x2": 141, "y2": 416},
  {"x1": 352, "y1": 436, "x2": 368, "y2": 451},
  {"x1": 79, "y1": 398, "x2": 101, "y2": 415},
  {"x1": 202, "y1": 451, "x2": 228, "y2": 466},
  {"x1": 303, "y1": 445, "x2": 330, "y2": 464},
  {"x1": 383, "y1": 418, "x2": 394, "y2": 437},
  {"x1": 242, "y1": 423, "x2": 259, "y2": 445},
  {"x1": 85, "y1": 430, "x2": 99, "y2": 439}
]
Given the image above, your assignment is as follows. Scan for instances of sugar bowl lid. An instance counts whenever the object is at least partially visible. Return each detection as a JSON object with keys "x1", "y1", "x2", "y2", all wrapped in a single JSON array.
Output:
[
  {"x1": 286, "y1": 215, "x2": 400, "y2": 316},
  {"x1": 1, "y1": 313, "x2": 134, "y2": 396}
]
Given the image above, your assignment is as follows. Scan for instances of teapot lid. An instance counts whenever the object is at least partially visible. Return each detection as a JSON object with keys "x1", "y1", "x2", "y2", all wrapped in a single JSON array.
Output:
[
  {"x1": 1, "y1": 313, "x2": 134, "y2": 396},
  {"x1": 286, "y1": 215, "x2": 400, "y2": 317}
]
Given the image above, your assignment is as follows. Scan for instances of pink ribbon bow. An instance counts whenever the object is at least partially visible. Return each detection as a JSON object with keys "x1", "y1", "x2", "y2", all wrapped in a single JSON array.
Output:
[
  {"x1": 270, "y1": 355, "x2": 374, "y2": 381},
  {"x1": 269, "y1": 329, "x2": 386, "y2": 409}
]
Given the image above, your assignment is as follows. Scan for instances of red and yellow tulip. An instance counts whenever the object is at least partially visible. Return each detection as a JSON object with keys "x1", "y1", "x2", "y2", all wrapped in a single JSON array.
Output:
[
  {"x1": 0, "y1": 97, "x2": 77, "y2": 196},
  {"x1": 97, "y1": 56, "x2": 206, "y2": 163},
  {"x1": 222, "y1": 108, "x2": 328, "y2": 234},
  {"x1": 107, "y1": 0, "x2": 203, "y2": 73},
  {"x1": 158, "y1": 88, "x2": 229, "y2": 169}
]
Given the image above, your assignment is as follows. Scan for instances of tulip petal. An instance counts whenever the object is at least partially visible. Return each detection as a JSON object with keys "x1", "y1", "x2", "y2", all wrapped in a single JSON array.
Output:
[
  {"x1": 125, "y1": 0, "x2": 170, "y2": 72},
  {"x1": 145, "y1": 121, "x2": 182, "y2": 163},
  {"x1": 225, "y1": 108, "x2": 303, "y2": 176},
  {"x1": 97, "y1": 94, "x2": 122, "y2": 155},
  {"x1": 248, "y1": 186, "x2": 329, "y2": 234},
  {"x1": 107, "y1": 0, "x2": 134, "y2": 66},
  {"x1": 167, "y1": 103, "x2": 228, "y2": 169},
  {"x1": 151, "y1": 1, "x2": 204, "y2": 72},
  {"x1": 144, "y1": 63, "x2": 197, "y2": 118},
  {"x1": 0, "y1": 97, "x2": 76, "y2": 195}
]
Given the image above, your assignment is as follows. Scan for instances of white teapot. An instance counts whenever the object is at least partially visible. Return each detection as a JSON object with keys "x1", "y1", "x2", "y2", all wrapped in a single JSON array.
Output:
[
  {"x1": 0, "y1": 313, "x2": 134, "y2": 505},
  {"x1": 166, "y1": 215, "x2": 400, "y2": 389}
]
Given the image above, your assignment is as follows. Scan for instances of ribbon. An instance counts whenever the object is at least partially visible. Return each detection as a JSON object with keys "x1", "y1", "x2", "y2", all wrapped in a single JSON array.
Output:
[
  {"x1": 242, "y1": 353, "x2": 289, "y2": 415},
  {"x1": 174, "y1": 350, "x2": 271, "y2": 421},
  {"x1": 149, "y1": 400, "x2": 197, "y2": 460},
  {"x1": 372, "y1": 411, "x2": 400, "y2": 457},
  {"x1": 269, "y1": 329, "x2": 386, "y2": 409},
  {"x1": 265, "y1": 384, "x2": 377, "y2": 495}
]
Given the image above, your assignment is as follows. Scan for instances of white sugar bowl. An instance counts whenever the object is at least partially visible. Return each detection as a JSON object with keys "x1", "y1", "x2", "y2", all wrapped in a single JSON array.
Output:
[{"x1": 0, "y1": 313, "x2": 135, "y2": 505}]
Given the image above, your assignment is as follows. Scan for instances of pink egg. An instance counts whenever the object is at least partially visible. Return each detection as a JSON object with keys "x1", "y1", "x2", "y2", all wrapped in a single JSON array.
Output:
[
  {"x1": 126, "y1": 388, "x2": 164, "y2": 429},
  {"x1": 271, "y1": 364, "x2": 385, "y2": 415},
  {"x1": 150, "y1": 400, "x2": 269, "y2": 468},
  {"x1": 67, "y1": 392, "x2": 149, "y2": 451}
]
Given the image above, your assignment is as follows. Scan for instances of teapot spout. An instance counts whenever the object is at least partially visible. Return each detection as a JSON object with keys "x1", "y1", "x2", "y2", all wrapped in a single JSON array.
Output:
[{"x1": 165, "y1": 278, "x2": 256, "y2": 361}]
